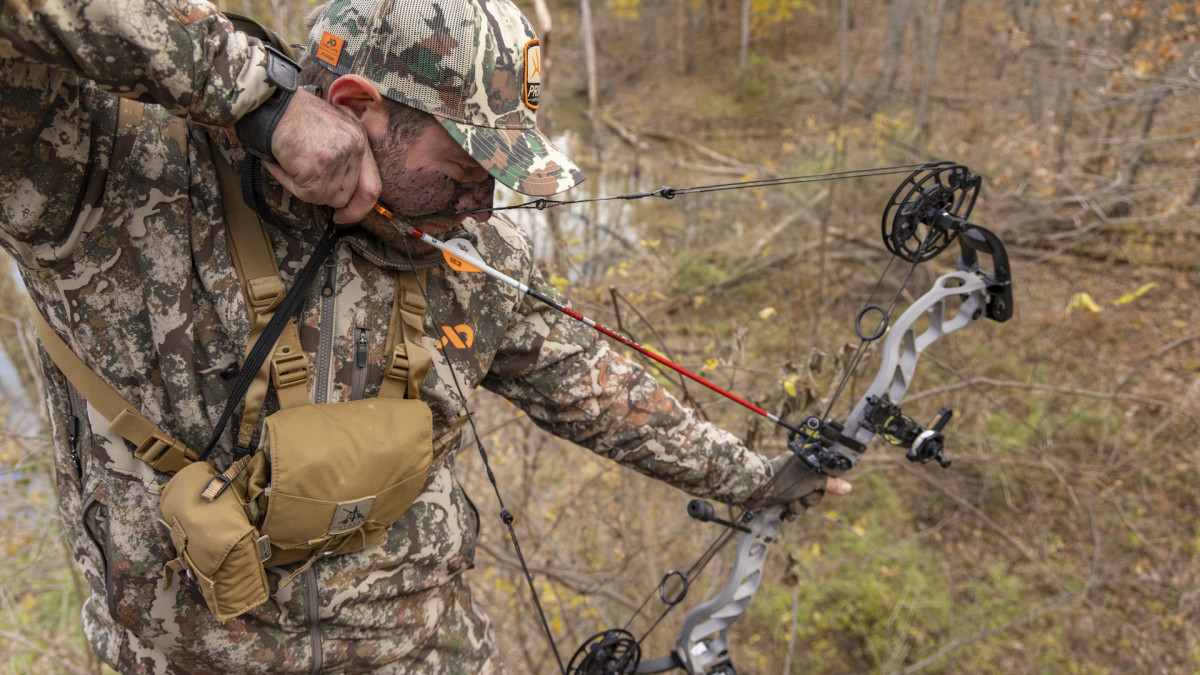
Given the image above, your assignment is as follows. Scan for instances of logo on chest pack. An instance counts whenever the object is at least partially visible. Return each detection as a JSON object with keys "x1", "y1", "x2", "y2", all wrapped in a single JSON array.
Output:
[{"x1": 328, "y1": 497, "x2": 376, "y2": 535}]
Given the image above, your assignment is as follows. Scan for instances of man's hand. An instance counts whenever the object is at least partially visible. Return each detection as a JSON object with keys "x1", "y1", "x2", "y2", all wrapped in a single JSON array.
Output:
[
  {"x1": 764, "y1": 455, "x2": 852, "y2": 517},
  {"x1": 263, "y1": 90, "x2": 381, "y2": 224}
]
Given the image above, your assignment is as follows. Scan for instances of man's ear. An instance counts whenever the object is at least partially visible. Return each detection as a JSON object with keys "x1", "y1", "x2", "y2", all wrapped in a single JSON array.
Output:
[{"x1": 326, "y1": 75, "x2": 389, "y2": 137}]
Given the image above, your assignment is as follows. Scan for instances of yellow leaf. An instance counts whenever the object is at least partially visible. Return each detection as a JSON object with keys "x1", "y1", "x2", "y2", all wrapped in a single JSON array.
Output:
[
  {"x1": 1134, "y1": 58, "x2": 1154, "y2": 75},
  {"x1": 758, "y1": 307, "x2": 777, "y2": 319},
  {"x1": 1111, "y1": 282, "x2": 1158, "y2": 306},
  {"x1": 1065, "y1": 292, "x2": 1103, "y2": 313},
  {"x1": 549, "y1": 273, "x2": 569, "y2": 291},
  {"x1": 639, "y1": 238, "x2": 661, "y2": 248},
  {"x1": 693, "y1": 296, "x2": 707, "y2": 308},
  {"x1": 782, "y1": 374, "x2": 798, "y2": 397},
  {"x1": 701, "y1": 358, "x2": 719, "y2": 373}
]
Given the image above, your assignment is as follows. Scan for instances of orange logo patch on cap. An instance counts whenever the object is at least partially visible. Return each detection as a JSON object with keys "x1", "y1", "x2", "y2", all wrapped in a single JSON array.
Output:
[
  {"x1": 316, "y1": 31, "x2": 344, "y2": 67},
  {"x1": 524, "y1": 40, "x2": 541, "y2": 110}
]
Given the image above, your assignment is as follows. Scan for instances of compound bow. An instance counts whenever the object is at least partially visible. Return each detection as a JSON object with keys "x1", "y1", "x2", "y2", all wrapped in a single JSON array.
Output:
[{"x1": 382, "y1": 161, "x2": 1013, "y2": 674}]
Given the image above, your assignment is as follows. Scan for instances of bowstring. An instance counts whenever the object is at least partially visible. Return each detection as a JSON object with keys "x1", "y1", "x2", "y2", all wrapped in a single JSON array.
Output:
[{"x1": 411, "y1": 163, "x2": 933, "y2": 221}]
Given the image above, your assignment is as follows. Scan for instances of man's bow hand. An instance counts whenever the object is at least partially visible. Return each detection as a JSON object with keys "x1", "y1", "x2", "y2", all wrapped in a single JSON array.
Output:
[{"x1": 762, "y1": 455, "x2": 853, "y2": 518}]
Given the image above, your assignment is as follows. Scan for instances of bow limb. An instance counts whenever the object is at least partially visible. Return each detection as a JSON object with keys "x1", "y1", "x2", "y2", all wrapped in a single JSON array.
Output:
[{"x1": 635, "y1": 505, "x2": 787, "y2": 674}]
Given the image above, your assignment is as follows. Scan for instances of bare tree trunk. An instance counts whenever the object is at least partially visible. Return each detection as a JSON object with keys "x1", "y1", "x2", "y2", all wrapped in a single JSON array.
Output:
[
  {"x1": 1125, "y1": 88, "x2": 1168, "y2": 188},
  {"x1": 706, "y1": 0, "x2": 718, "y2": 45},
  {"x1": 916, "y1": 0, "x2": 949, "y2": 145},
  {"x1": 835, "y1": 0, "x2": 849, "y2": 124},
  {"x1": 530, "y1": 0, "x2": 554, "y2": 137},
  {"x1": 738, "y1": 0, "x2": 750, "y2": 93},
  {"x1": 530, "y1": 0, "x2": 567, "y2": 272},
  {"x1": 579, "y1": 0, "x2": 601, "y2": 142},
  {"x1": 678, "y1": 0, "x2": 695, "y2": 75},
  {"x1": 0, "y1": 263, "x2": 38, "y2": 403},
  {"x1": 869, "y1": 0, "x2": 915, "y2": 109}
]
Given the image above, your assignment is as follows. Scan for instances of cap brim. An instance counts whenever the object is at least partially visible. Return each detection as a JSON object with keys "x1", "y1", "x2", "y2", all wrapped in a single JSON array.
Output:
[{"x1": 437, "y1": 118, "x2": 586, "y2": 197}]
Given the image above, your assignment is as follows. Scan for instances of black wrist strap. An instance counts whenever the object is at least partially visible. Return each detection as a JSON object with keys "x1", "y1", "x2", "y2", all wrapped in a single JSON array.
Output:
[
  {"x1": 235, "y1": 45, "x2": 299, "y2": 164},
  {"x1": 200, "y1": 218, "x2": 339, "y2": 463}
]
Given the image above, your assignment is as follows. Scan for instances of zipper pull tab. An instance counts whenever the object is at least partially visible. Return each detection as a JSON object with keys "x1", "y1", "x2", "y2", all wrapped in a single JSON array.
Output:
[
  {"x1": 356, "y1": 329, "x2": 368, "y2": 368},
  {"x1": 322, "y1": 252, "x2": 336, "y2": 297}
]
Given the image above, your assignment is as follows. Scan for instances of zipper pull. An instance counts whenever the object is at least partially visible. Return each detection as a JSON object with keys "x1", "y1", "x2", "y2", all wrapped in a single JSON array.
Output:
[
  {"x1": 356, "y1": 329, "x2": 368, "y2": 368},
  {"x1": 322, "y1": 252, "x2": 336, "y2": 297}
]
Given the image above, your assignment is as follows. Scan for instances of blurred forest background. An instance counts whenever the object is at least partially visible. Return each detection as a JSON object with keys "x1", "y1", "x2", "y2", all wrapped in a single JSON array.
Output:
[{"x1": 3, "y1": 0, "x2": 1199, "y2": 672}]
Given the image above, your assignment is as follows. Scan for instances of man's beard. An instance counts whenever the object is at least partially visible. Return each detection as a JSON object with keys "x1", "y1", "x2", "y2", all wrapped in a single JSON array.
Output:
[{"x1": 361, "y1": 125, "x2": 493, "y2": 257}]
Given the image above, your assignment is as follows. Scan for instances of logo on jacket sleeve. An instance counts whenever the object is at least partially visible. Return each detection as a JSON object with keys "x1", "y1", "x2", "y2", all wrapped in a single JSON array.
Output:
[{"x1": 437, "y1": 325, "x2": 475, "y2": 350}]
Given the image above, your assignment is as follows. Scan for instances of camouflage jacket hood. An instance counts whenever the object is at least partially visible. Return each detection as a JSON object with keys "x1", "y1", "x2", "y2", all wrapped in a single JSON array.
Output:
[{"x1": 1, "y1": 0, "x2": 771, "y2": 671}]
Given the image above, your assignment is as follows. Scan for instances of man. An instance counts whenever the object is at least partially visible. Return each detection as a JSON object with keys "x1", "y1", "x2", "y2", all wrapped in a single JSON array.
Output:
[{"x1": 0, "y1": 0, "x2": 849, "y2": 671}]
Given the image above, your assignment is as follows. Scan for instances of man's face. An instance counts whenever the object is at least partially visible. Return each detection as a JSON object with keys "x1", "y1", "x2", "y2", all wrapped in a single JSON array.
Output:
[{"x1": 364, "y1": 119, "x2": 495, "y2": 254}]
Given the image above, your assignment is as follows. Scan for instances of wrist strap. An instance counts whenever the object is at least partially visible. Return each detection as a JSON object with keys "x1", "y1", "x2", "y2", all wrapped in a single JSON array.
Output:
[{"x1": 235, "y1": 45, "x2": 299, "y2": 164}]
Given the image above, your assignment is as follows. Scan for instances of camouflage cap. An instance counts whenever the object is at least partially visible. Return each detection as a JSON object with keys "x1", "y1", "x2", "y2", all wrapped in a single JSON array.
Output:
[{"x1": 307, "y1": 0, "x2": 585, "y2": 196}]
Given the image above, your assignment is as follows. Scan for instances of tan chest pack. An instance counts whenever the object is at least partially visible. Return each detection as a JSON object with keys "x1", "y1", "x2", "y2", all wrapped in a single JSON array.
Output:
[{"x1": 29, "y1": 52, "x2": 437, "y2": 618}]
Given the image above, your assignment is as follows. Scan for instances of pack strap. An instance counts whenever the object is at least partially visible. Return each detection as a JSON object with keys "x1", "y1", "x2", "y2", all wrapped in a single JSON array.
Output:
[
  {"x1": 379, "y1": 269, "x2": 432, "y2": 399},
  {"x1": 200, "y1": 218, "x2": 339, "y2": 462},
  {"x1": 212, "y1": 141, "x2": 311, "y2": 450},
  {"x1": 27, "y1": 300, "x2": 198, "y2": 474}
]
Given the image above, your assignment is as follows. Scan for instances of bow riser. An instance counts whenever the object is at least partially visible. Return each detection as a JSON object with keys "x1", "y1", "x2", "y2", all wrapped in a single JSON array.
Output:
[{"x1": 831, "y1": 271, "x2": 990, "y2": 470}]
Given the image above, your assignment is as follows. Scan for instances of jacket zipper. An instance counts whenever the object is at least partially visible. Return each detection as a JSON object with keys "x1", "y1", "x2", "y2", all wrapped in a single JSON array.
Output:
[
  {"x1": 313, "y1": 251, "x2": 338, "y2": 403},
  {"x1": 305, "y1": 567, "x2": 322, "y2": 673},
  {"x1": 305, "y1": 247, "x2": 339, "y2": 671}
]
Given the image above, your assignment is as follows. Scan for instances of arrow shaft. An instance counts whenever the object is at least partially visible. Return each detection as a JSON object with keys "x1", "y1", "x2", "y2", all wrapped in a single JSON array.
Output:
[{"x1": 383, "y1": 213, "x2": 793, "y2": 433}]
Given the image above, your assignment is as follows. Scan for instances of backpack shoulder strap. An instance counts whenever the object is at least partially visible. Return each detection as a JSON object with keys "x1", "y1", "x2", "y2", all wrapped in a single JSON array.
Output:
[
  {"x1": 378, "y1": 270, "x2": 432, "y2": 400},
  {"x1": 27, "y1": 300, "x2": 198, "y2": 474},
  {"x1": 210, "y1": 139, "x2": 311, "y2": 449}
]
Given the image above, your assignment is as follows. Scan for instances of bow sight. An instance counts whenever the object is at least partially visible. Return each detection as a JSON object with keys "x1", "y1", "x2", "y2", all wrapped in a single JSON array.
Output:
[{"x1": 383, "y1": 161, "x2": 1013, "y2": 675}]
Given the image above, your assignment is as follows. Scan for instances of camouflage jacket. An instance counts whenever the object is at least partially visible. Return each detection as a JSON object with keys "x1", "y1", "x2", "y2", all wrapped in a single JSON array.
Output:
[{"x1": 0, "y1": 0, "x2": 772, "y2": 672}]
